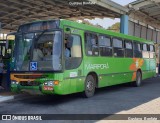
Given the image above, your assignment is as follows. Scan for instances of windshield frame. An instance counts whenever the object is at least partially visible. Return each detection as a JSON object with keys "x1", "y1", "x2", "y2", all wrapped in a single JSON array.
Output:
[{"x1": 10, "y1": 29, "x2": 64, "y2": 73}]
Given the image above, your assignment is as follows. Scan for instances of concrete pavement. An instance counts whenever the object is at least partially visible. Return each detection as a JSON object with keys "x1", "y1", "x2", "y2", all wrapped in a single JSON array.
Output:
[
  {"x1": 0, "y1": 91, "x2": 32, "y2": 103},
  {"x1": 0, "y1": 76, "x2": 160, "y2": 123}
]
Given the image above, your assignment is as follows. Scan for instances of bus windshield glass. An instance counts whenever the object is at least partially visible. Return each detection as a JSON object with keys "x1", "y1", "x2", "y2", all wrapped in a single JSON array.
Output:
[{"x1": 12, "y1": 30, "x2": 62, "y2": 71}]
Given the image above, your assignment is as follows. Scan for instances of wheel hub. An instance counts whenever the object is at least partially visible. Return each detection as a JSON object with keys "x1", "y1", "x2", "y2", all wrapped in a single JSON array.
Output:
[
  {"x1": 137, "y1": 73, "x2": 141, "y2": 85},
  {"x1": 86, "y1": 80, "x2": 93, "y2": 91}
]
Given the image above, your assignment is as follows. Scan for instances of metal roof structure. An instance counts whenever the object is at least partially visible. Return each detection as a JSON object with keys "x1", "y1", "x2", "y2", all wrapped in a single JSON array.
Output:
[
  {"x1": 128, "y1": 0, "x2": 160, "y2": 29},
  {"x1": 0, "y1": 0, "x2": 128, "y2": 33}
]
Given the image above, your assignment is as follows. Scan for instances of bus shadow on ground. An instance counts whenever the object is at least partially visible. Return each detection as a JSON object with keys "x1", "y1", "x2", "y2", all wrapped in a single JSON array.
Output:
[{"x1": 14, "y1": 77, "x2": 160, "y2": 114}]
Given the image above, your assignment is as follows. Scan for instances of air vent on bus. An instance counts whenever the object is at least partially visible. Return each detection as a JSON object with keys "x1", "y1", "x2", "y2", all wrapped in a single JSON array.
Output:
[
  {"x1": 14, "y1": 75, "x2": 47, "y2": 79},
  {"x1": 20, "y1": 81, "x2": 40, "y2": 86}
]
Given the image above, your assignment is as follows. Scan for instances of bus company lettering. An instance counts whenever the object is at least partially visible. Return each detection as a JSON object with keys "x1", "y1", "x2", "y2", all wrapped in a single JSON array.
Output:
[{"x1": 85, "y1": 63, "x2": 109, "y2": 70}]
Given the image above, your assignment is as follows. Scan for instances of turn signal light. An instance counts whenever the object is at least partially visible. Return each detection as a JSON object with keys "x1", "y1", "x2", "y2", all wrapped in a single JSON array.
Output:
[{"x1": 54, "y1": 81, "x2": 59, "y2": 85}]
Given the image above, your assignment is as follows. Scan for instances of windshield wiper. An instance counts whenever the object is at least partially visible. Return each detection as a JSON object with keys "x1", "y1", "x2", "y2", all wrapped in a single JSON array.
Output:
[{"x1": 34, "y1": 30, "x2": 47, "y2": 44}]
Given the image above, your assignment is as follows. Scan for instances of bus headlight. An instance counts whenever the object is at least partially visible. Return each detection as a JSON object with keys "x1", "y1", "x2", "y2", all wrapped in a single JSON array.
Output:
[
  {"x1": 44, "y1": 81, "x2": 59, "y2": 86},
  {"x1": 44, "y1": 81, "x2": 54, "y2": 86},
  {"x1": 11, "y1": 80, "x2": 18, "y2": 84},
  {"x1": 44, "y1": 82, "x2": 48, "y2": 85}
]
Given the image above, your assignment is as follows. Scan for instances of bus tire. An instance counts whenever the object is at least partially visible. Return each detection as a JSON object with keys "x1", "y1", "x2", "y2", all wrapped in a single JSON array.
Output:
[
  {"x1": 133, "y1": 71, "x2": 142, "y2": 87},
  {"x1": 83, "y1": 75, "x2": 96, "y2": 98}
]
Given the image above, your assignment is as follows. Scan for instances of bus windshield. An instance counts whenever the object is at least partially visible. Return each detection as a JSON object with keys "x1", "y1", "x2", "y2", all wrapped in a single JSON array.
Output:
[{"x1": 12, "y1": 30, "x2": 62, "y2": 71}]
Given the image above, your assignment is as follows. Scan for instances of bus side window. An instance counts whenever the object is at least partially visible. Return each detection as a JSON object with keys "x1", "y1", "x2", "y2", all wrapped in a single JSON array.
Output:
[
  {"x1": 125, "y1": 40, "x2": 133, "y2": 58},
  {"x1": 113, "y1": 38, "x2": 124, "y2": 57},
  {"x1": 150, "y1": 45, "x2": 155, "y2": 59},
  {"x1": 85, "y1": 32, "x2": 99, "y2": 56},
  {"x1": 65, "y1": 34, "x2": 82, "y2": 70},
  {"x1": 133, "y1": 42, "x2": 142, "y2": 58},
  {"x1": 142, "y1": 43, "x2": 149, "y2": 58},
  {"x1": 98, "y1": 35, "x2": 112, "y2": 57},
  {"x1": 143, "y1": 44, "x2": 147, "y2": 51},
  {"x1": 0, "y1": 46, "x2": 1, "y2": 55},
  {"x1": 71, "y1": 35, "x2": 82, "y2": 57},
  {"x1": 2, "y1": 46, "x2": 6, "y2": 57},
  {"x1": 64, "y1": 34, "x2": 72, "y2": 57},
  {"x1": 150, "y1": 45, "x2": 155, "y2": 52}
]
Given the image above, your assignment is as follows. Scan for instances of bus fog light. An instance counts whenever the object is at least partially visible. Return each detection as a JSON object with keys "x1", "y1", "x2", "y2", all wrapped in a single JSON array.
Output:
[
  {"x1": 44, "y1": 82, "x2": 48, "y2": 85},
  {"x1": 11, "y1": 81, "x2": 16, "y2": 84},
  {"x1": 16, "y1": 82, "x2": 19, "y2": 84}
]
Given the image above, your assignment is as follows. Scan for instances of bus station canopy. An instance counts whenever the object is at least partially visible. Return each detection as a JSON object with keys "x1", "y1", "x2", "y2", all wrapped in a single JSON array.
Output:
[
  {"x1": 0, "y1": 0, "x2": 128, "y2": 33},
  {"x1": 128, "y1": 0, "x2": 160, "y2": 29}
]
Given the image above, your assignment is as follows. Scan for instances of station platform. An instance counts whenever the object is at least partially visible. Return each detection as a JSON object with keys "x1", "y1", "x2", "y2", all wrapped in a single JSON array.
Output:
[
  {"x1": 0, "y1": 74, "x2": 17, "y2": 102},
  {"x1": 0, "y1": 90, "x2": 31, "y2": 103},
  {"x1": 0, "y1": 91, "x2": 14, "y2": 102}
]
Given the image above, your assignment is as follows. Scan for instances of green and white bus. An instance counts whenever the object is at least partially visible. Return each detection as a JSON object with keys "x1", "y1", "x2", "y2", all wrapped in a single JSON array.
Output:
[
  {"x1": 0, "y1": 39, "x2": 13, "y2": 69},
  {"x1": 10, "y1": 19, "x2": 156, "y2": 97}
]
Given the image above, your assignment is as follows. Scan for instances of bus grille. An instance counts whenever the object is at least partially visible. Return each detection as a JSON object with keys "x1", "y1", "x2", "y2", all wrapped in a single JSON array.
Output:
[
  {"x1": 20, "y1": 81, "x2": 40, "y2": 86},
  {"x1": 14, "y1": 75, "x2": 47, "y2": 79}
]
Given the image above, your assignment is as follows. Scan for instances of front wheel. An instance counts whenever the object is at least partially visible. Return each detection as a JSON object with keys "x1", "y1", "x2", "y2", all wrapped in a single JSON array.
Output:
[
  {"x1": 83, "y1": 75, "x2": 96, "y2": 98},
  {"x1": 133, "y1": 71, "x2": 142, "y2": 87}
]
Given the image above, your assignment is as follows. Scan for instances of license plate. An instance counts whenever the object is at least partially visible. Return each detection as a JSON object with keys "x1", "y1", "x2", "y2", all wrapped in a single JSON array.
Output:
[{"x1": 43, "y1": 86, "x2": 53, "y2": 91}]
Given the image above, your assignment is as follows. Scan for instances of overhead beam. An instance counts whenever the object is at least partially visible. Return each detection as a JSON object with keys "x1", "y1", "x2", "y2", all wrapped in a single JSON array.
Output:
[
  {"x1": 129, "y1": 0, "x2": 160, "y2": 10},
  {"x1": 129, "y1": 11, "x2": 160, "y2": 29},
  {"x1": 129, "y1": 1, "x2": 152, "y2": 10},
  {"x1": 91, "y1": 0, "x2": 128, "y2": 15},
  {"x1": 149, "y1": 10, "x2": 160, "y2": 16},
  {"x1": 128, "y1": 0, "x2": 160, "y2": 30}
]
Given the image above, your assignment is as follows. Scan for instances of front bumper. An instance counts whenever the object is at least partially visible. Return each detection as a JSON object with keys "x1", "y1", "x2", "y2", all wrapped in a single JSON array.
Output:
[{"x1": 11, "y1": 84, "x2": 55, "y2": 95}]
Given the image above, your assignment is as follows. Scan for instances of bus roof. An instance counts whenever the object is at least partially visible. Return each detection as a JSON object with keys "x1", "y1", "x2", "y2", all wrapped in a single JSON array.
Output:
[
  {"x1": 60, "y1": 19, "x2": 154, "y2": 45},
  {"x1": 19, "y1": 19, "x2": 154, "y2": 45}
]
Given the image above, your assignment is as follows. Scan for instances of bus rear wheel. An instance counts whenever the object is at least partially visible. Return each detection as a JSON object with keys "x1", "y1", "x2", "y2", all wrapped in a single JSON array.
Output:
[
  {"x1": 83, "y1": 75, "x2": 96, "y2": 98},
  {"x1": 133, "y1": 71, "x2": 142, "y2": 87}
]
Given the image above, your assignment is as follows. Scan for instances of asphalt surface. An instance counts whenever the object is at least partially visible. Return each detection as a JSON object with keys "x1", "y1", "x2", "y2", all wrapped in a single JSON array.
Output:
[{"x1": 0, "y1": 77, "x2": 160, "y2": 123}]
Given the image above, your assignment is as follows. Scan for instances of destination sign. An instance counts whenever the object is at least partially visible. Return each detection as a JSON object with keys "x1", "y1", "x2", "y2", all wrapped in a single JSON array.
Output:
[{"x1": 18, "y1": 20, "x2": 59, "y2": 33}]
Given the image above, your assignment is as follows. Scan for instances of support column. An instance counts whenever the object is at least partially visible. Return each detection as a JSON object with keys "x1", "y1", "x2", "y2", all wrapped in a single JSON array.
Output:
[
  {"x1": 158, "y1": 45, "x2": 160, "y2": 74},
  {"x1": 120, "y1": 15, "x2": 129, "y2": 35},
  {"x1": 0, "y1": 22, "x2": 1, "y2": 39}
]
